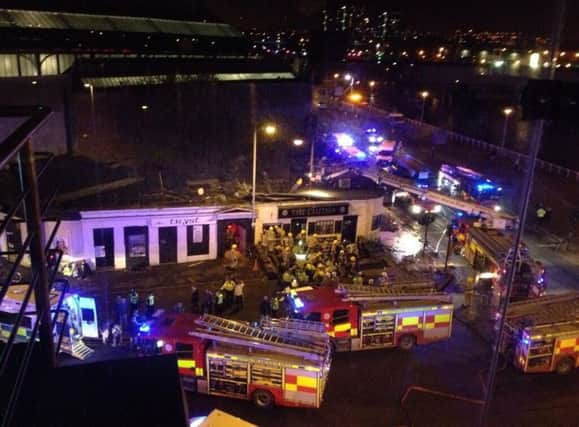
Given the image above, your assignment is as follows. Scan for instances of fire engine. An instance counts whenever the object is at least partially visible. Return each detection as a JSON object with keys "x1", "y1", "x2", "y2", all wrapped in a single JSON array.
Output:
[
  {"x1": 0, "y1": 282, "x2": 98, "y2": 360},
  {"x1": 289, "y1": 284, "x2": 454, "y2": 352},
  {"x1": 500, "y1": 294, "x2": 579, "y2": 374},
  {"x1": 138, "y1": 313, "x2": 332, "y2": 409},
  {"x1": 454, "y1": 223, "x2": 545, "y2": 299}
]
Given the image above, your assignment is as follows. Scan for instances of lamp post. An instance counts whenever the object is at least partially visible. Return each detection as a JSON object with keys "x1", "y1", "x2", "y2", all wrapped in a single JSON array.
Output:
[
  {"x1": 419, "y1": 91, "x2": 429, "y2": 123},
  {"x1": 501, "y1": 107, "x2": 513, "y2": 148},
  {"x1": 84, "y1": 83, "x2": 96, "y2": 141},
  {"x1": 252, "y1": 124, "x2": 276, "y2": 227},
  {"x1": 369, "y1": 81, "x2": 376, "y2": 105}
]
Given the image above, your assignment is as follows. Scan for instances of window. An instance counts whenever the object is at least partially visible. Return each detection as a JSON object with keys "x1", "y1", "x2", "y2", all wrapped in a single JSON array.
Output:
[
  {"x1": 311, "y1": 220, "x2": 336, "y2": 235},
  {"x1": 306, "y1": 312, "x2": 322, "y2": 322},
  {"x1": 332, "y1": 309, "x2": 350, "y2": 326},
  {"x1": 81, "y1": 308, "x2": 95, "y2": 323},
  {"x1": 187, "y1": 224, "x2": 210, "y2": 256},
  {"x1": 338, "y1": 178, "x2": 351, "y2": 189},
  {"x1": 371, "y1": 215, "x2": 383, "y2": 230},
  {"x1": 175, "y1": 342, "x2": 194, "y2": 358}
]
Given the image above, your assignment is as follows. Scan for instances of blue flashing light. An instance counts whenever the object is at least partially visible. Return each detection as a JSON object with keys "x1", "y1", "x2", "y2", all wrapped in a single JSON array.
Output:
[
  {"x1": 139, "y1": 323, "x2": 151, "y2": 333},
  {"x1": 355, "y1": 151, "x2": 367, "y2": 160},
  {"x1": 498, "y1": 187, "x2": 503, "y2": 192},
  {"x1": 334, "y1": 148, "x2": 341, "y2": 153},
  {"x1": 368, "y1": 135, "x2": 378, "y2": 143},
  {"x1": 522, "y1": 337, "x2": 530, "y2": 346},
  {"x1": 293, "y1": 296, "x2": 304, "y2": 309},
  {"x1": 476, "y1": 182, "x2": 495, "y2": 192},
  {"x1": 335, "y1": 133, "x2": 354, "y2": 147},
  {"x1": 456, "y1": 211, "x2": 464, "y2": 217}
]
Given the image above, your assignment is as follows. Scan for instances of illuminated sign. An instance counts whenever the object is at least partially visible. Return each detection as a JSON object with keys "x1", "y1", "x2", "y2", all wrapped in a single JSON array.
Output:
[
  {"x1": 151, "y1": 217, "x2": 213, "y2": 227},
  {"x1": 278, "y1": 204, "x2": 348, "y2": 218}
]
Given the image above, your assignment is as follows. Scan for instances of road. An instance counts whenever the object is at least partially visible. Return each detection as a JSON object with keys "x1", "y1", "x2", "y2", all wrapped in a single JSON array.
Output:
[{"x1": 317, "y1": 106, "x2": 579, "y2": 295}]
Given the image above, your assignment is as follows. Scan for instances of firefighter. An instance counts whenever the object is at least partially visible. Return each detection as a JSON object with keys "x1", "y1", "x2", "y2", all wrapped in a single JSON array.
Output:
[
  {"x1": 129, "y1": 288, "x2": 139, "y2": 314},
  {"x1": 464, "y1": 276, "x2": 475, "y2": 308},
  {"x1": 353, "y1": 271, "x2": 364, "y2": 286},
  {"x1": 190, "y1": 286, "x2": 199, "y2": 313},
  {"x1": 145, "y1": 292, "x2": 155, "y2": 319},
  {"x1": 202, "y1": 289, "x2": 214, "y2": 314},
  {"x1": 270, "y1": 295, "x2": 280, "y2": 318},
  {"x1": 234, "y1": 279, "x2": 245, "y2": 312},
  {"x1": 348, "y1": 256, "x2": 358, "y2": 277},
  {"x1": 215, "y1": 290, "x2": 225, "y2": 315},
  {"x1": 536, "y1": 205, "x2": 547, "y2": 226},
  {"x1": 260, "y1": 296, "x2": 271, "y2": 322},
  {"x1": 221, "y1": 276, "x2": 236, "y2": 307},
  {"x1": 282, "y1": 269, "x2": 295, "y2": 288},
  {"x1": 111, "y1": 323, "x2": 122, "y2": 347}
]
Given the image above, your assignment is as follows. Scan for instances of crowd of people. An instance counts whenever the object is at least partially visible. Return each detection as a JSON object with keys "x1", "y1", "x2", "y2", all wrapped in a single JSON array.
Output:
[{"x1": 260, "y1": 226, "x2": 373, "y2": 289}]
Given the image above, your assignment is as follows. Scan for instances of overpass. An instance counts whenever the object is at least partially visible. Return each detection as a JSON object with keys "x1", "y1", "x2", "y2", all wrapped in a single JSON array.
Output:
[{"x1": 378, "y1": 171, "x2": 517, "y2": 229}]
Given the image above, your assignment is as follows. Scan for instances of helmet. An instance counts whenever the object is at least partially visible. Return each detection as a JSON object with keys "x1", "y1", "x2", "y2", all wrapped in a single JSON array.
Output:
[
  {"x1": 288, "y1": 232, "x2": 293, "y2": 237},
  {"x1": 268, "y1": 226, "x2": 274, "y2": 231},
  {"x1": 350, "y1": 256, "x2": 356, "y2": 262}
]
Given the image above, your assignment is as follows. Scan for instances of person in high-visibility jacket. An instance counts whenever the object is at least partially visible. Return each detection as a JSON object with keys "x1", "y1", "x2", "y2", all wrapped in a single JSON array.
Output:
[
  {"x1": 270, "y1": 296, "x2": 280, "y2": 318},
  {"x1": 353, "y1": 271, "x2": 364, "y2": 286},
  {"x1": 129, "y1": 288, "x2": 139, "y2": 314},
  {"x1": 145, "y1": 292, "x2": 155, "y2": 319}
]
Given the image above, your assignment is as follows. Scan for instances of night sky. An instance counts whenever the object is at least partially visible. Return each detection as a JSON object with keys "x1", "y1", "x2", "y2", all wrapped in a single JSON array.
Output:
[{"x1": 3, "y1": 0, "x2": 578, "y2": 39}]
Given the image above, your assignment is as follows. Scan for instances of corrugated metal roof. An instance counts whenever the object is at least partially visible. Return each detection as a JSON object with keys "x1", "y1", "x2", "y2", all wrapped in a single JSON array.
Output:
[
  {"x1": 0, "y1": 9, "x2": 242, "y2": 38},
  {"x1": 82, "y1": 72, "x2": 295, "y2": 88}
]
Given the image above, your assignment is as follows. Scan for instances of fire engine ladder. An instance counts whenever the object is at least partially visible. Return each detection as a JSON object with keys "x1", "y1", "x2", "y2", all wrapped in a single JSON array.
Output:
[
  {"x1": 338, "y1": 285, "x2": 451, "y2": 303},
  {"x1": 193, "y1": 315, "x2": 329, "y2": 361},
  {"x1": 506, "y1": 294, "x2": 579, "y2": 327},
  {"x1": 379, "y1": 171, "x2": 516, "y2": 224},
  {"x1": 261, "y1": 318, "x2": 328, "y2": 340}
]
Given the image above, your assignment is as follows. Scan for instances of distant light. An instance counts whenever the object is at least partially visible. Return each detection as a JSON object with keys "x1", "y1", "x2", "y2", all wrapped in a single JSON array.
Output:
[
  {"x1": 420, "y1": 91, "x2": 429, "y2": 99},
  {"x1": 494, "y1": 60, "x2": 504, "y2": 68},
  {"x1": 197, "y1": 187, "x2": 205, "y2": 196},
  {"x1": 293, "y1": 138, "x2": 304, "y2": 147},
  {"x1": 368, "y1": 145, "x2": 379, "y2": 152},
  {"x1": 31, "y1": 80, "x2": 38, "y2": 85},
  {"x1": 83, "y1": 83, "x2": 91, "y2": 88},
  {"x1": 376, "y1": 136, "x2": 384, "y2": 142},
  {"x1": 333, "y1": 73, "x2": 340, "y2": 79},
  {"x1": 503, "y1": 107, "x2": 513, "y2": 116},
  {"x1": 529, "y1": 52, "x2": 540, "y2": 70},
  {"x1": 344, "y1": 73, "x2": 353, "y2": 81},
  {"x1": 264, "y1": 124, "x2": 277, "y2": 135},
  {"x1": 455, "y1": 79, "x2": 460, "y2": 83},
  {"x1": 565, "y1": 63, "x2": 572, "y2": 68},
  {"x1": 156, "y1": 340, "x2": 164, "y2": 348},
  {"x1": 349, "y1": 92, "x2": 363, "y2": 103},
  {"x1": 368, "y1": 135, "x2": 377, "y2": 143},
  {"x1": 431, "y1": 205, "x2": 442, "y2": 214},
  {"x1": 494, "y1": 205, "x2": 502, "y2": 212},
  {"x1": 140, "y1": 105, "x2": 149, "y2": 110},
  {"x1": 139, "y1": 323, "x2": 150, "y2": 333},
  {"x1": 478, "y1": 272, "x2": 497, "y2": 280},
  {"x1": 369, "y1": 80, "x2": 376, "y2": 87},
  {"x1": 543, "y1": 62, "x2": 550, "y2": 68}
]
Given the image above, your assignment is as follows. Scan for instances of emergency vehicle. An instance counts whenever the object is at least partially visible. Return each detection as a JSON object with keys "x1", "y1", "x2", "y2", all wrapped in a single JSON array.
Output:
[
  {"x1": 290, "y1": 285, "x2": 453, "y2": 352},
  {"x1": 454, "y1": 224, "x2": 545, "y2": 299},
  {"x1": 437, "y1": 164, "x2": 502, "y2": 204},
  {"x1": 500, "y1": 294, "x2": 579, "y2": 374},
  {"x1": 139, "y1": 313, "x2": 332, "y2": 409},
  {"x1": 385, "y1": 154, "x2": 432, "y2": 189},
  {"x1": 0, "y1": 282, "x2": 98, "y2": 360}
]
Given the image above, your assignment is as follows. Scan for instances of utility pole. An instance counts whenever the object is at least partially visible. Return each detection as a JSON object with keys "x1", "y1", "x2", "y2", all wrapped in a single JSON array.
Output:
[{"x1": 479, "y1": 1, "x2": 566, "y2": 425}]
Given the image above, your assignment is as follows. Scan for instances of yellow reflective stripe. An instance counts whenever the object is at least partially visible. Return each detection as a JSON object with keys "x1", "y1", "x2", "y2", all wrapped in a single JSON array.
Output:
[
  {"x1": 195, "y1": 367, "x2": 204, "y2": 376},
  {"x1": 425, "y1": 323, "x2": 435, "y2": 329},
  {"x1": 350, "y1": 328, "x2": 358, "y2": 336},
  {"x1": 297, "y1": 376, "x2": 316, "y2": 388},
  {"x1": 435, "y1": 314, "x2": 451, "y2": 323},
  {"x1": 285, "y1": 383, "x2": 298, "y2": 391},
  {"x1": 334, "y1": 322, "x2": 351, "y2": 332},
  {"x1": 328, "y1": 331, "x2": 335, "y2": 337},
  {"x1": 560, "y1": 338, "x2": 576, "y2": 349},
  {"x1": 1, "y1": 330, "x2": 9, "y2": 338},
  {"x1": 17, "y1": 327, "x2": 29, "y2": 337},
  {"x1": 402, "y1": 317, "x2": 419, "y2": 326},
  {"x1": 177, "y1": 359, "x2": 196, "y2": 369}
]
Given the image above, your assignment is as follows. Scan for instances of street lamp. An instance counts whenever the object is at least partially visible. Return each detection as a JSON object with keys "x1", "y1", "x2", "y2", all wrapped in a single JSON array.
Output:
[
  {"x1": 84, "y1": 82, "x2": 96, "y2": 142},
  {"x1": 501, "y1": 107, "x2": 514, "y2": 148},
  {"x1": 292, "y1": 139, "x2": 304, "y2": 147},
  {"x1": 369, "y1": 81, "x2": 376, "y2": 105},
  {"x1": 419, "y1": 91, "x2": 429, "y2": 123},
  {"x1": 252, "y1": 123, "x2": 277, "y2": 227}
]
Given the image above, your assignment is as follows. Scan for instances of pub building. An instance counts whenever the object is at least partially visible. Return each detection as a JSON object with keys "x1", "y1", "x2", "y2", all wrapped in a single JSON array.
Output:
[{"x1": 1, "y1": 187, "x2": 385, "y2": 271}]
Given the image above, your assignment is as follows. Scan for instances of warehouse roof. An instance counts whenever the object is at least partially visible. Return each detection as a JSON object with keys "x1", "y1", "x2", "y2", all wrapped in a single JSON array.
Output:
[{"x1": 0, "y1": 8, "x2": 241, "y2": 38}]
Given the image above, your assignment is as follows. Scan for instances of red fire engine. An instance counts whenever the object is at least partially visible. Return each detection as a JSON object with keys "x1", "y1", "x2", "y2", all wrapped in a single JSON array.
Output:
[
  {"x1": 453, "y1": 222, "x2": 546, "y2": 300},
  {"x1": 289, "y1": 284, "x2": 454, "y2": 352},
  {"x1": 500, "y1": 294, "x2": 579, "y2": 374},
  {"x1": 138, "y1": 314, "x2": 332, "y2": 409}
]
